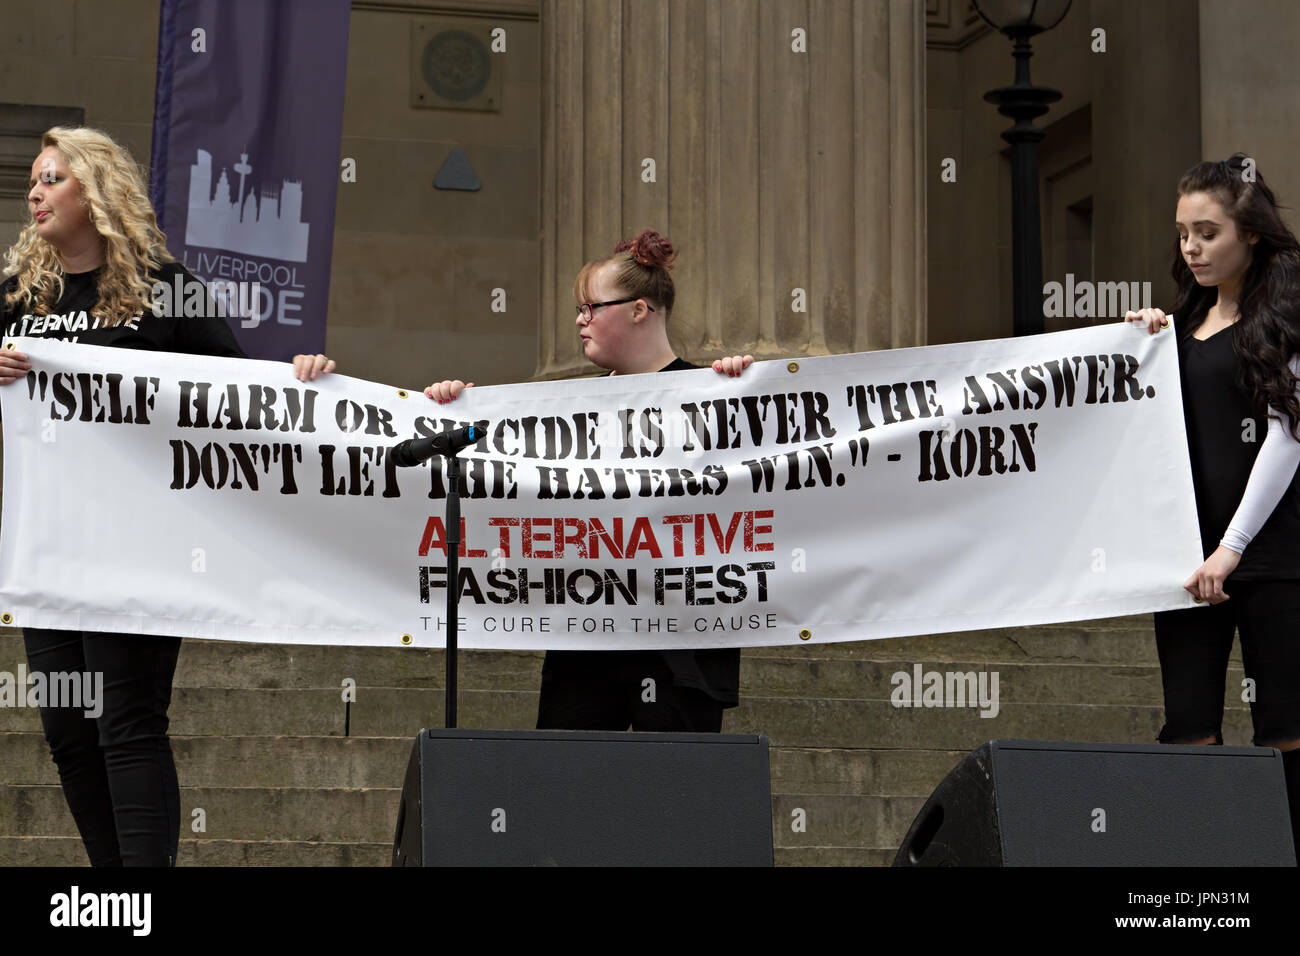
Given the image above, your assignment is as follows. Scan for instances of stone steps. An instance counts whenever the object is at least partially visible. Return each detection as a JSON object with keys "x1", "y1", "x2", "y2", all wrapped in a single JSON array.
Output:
[
  {"x1": 0, "y1": 618, "x2": 1241, "y2": 689},
  {"x1": 0, "y1": 836, "x2": 393, "y2": 867},
  {"x1": 0, "y1": 835, "x2": 892, "y2": 868},
  {"x1": 1, "y1": 783, "x2": 937, "y2": 850},
  {"x1": 3, "y1": 735, "x2": 967, "y2": 793},
  {"x1": 1, "y1": 736, "x2": 964, "y2": 864},
  {"x1": 0, "y1": 616, "x2": 1260, "y2": 866},
  {"x1": 0, "y1": 687, "x2": 1255, "y2": 743},
  {"x1": 3, "y1": 784, "x2": 399, "y2": 844}
]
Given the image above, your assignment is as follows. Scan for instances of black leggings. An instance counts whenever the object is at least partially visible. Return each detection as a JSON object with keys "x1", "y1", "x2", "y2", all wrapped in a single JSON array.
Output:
[
  {"x1": 22, "y1": 628, "x2": 182, "y2": 867},
  {"x1": 1154, "y1": 578, "x2": 1300, "y2": 859},
  {"x1": 1153, "y1": 578, "x2": 1300, "y2": 746}
]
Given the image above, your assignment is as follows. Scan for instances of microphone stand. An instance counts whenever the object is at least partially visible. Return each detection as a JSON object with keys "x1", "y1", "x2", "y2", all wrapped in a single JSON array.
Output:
[
  {"x1": 391, "y1": 423, "x2": 481, "y2": 730},
  {"x1": 445, "y1": 452, "x2": 462, "y2": 729}
]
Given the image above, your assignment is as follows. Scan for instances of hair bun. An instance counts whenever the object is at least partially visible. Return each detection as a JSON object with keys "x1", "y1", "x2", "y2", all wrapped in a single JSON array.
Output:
[{"x1": 615, "y1": 229, "x2": 676, "y2": 271}]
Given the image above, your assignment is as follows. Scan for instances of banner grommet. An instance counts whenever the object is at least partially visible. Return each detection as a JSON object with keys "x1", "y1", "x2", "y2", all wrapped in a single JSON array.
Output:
[
  {"x1": 400, "y1": 633, "x2": 413, "y2": 645},
  {"x1": 787, "y1": 361, "x2": 800, "y2": 373},
  {"x1": 396, "y1": 390, "x2": 408, "y2": 399},
  {"x1": 798, "y1": 627, "x2": 811, "y2": 640},
  {"x1": 4, "y1": 343, "x2": 13, "y2": 350},
  {"x1": 0, "y1": 612, "x2": 11, "y2": 624}
]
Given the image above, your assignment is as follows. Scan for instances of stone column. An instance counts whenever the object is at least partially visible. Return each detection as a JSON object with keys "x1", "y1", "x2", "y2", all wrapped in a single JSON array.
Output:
[
  {"x1": 537, "y1": 0, "x2": 927, "y2": 380},
  {"x1": 1090, "y1": 0, "x2": 1202, "y2": 309},
  {"x1": 1198, "y1": 0, "x2": 1300, "y2": 232}
]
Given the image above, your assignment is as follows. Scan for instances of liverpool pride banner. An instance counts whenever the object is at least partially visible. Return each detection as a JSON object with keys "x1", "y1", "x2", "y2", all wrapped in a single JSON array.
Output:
[
  {"x1": 0, "y1": 323, "x2": 1202, "y2": 649},
  {"x1": 149, "y1": 0, "x2": 351, "y2": 360}
]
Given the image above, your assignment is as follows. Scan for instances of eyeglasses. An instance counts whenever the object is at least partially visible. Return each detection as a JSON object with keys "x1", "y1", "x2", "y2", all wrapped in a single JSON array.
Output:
[{"x1": 576, "y1": 297, "x2": 654, "y2": 322}]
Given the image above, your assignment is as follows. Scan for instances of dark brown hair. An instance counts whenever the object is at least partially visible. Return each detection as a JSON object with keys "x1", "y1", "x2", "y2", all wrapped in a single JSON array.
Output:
[
  {"x1": 573, "y1": 228, "x2": 677, "y2": 315},
  {"x1": 1171, "y1": 154, "x2": 1300, "y2": 438}
]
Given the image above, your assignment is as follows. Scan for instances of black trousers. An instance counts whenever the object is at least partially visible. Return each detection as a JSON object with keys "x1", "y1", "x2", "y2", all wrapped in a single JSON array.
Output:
[
  {"x1": 22, "y1": 628, "x2": 182, "y2": 867},
  {"x1": 1154, "y1": 578, "x2": 1300, "y2": 860},
  {"x1": 536, "y1": 650, "x2": 726, "y2": 732},
  {"x1": 1153, "y1": 579, "x2": 1300, "y2": 746}
]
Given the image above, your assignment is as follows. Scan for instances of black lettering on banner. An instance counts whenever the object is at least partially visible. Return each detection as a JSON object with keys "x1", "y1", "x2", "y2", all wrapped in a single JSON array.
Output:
[
  {"x1": 169, "y1": 440, "x2": 302, "y2": 493},
  {"x1": 961, "y1": 355, "x2": 1148, "y2": 414},
  {"x1": 26, "y1": 370, "x2": 159, "y2": 425},
  {"x1": 918, "y1": 424, "x2": 1038, "y2": 482},
  {"x1": 177, "y1": 381, "x2": 319, "y2": 433}
]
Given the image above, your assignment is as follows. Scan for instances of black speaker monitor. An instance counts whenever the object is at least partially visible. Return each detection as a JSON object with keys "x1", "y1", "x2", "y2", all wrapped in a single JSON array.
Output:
[
  {"x1": 393, "y1": 729, "x2": 774, "y2": 866},
  {"x1": 895, "y1": 739, "x2": 1296, "y2": 866}
]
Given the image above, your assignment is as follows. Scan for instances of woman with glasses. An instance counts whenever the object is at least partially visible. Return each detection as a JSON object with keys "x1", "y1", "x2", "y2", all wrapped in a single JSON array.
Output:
[
  {"x1": 1127, "y1": 154, "x2": 1300, "y2": 857},
  {"x1": 427, "y1": 228, "x2": 752, "y2": 731}
]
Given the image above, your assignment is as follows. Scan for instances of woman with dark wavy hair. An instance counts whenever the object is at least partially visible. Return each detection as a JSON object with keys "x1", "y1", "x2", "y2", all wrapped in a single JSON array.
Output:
[{"x1": 1128, "y1": 153, "x2": 1300, "y2": 857}]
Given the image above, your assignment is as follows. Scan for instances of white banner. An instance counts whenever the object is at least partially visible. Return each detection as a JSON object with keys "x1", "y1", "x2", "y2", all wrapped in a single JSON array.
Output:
[{"x1": 0, "y1": 323, "x2": 1201, "y2": 649}]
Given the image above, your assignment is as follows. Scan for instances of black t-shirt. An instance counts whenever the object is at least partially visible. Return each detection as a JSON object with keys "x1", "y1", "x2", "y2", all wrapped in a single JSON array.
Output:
[
  {"x1": 1177, "y1": 323, "x2": 1300, "y2": 578},
  {"x1": 544, "y1": 356, "x2": 742, "y2": 707},
  {"x1": 1, "y1": 261, "x2": 246, "y2": 358}
]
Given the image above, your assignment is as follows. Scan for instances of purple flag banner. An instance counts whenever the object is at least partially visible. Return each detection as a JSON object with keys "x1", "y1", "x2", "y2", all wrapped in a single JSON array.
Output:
[{"x1": 149, "y1": 0, "x2": 351, "y2": 360}]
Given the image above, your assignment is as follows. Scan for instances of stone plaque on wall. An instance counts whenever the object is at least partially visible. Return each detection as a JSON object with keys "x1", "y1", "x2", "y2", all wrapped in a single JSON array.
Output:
[{"x1": 410, "y1": 19, "x2": 503, "y2": 112}]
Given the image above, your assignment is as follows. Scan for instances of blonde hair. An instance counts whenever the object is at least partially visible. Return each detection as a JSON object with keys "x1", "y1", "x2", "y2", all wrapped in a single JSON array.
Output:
[{"x1": 3, "y1": 126, "x2": 172, "y2": 325}]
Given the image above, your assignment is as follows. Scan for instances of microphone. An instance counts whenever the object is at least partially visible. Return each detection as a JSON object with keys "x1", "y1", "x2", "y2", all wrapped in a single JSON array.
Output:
[{"x1": 390, "y1": 425, "x2": 482, "y2": 466}]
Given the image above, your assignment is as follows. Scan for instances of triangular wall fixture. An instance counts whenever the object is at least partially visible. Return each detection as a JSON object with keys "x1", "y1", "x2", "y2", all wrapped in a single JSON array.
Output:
[{"x1": 434, "y1": 147, "x2": 481, "y2": 191}]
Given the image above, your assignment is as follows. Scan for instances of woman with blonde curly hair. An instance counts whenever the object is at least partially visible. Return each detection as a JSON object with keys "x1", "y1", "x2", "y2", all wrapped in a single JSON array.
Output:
[{"x1": 0, "y1": 126, "x2": 318, "y2": 866}]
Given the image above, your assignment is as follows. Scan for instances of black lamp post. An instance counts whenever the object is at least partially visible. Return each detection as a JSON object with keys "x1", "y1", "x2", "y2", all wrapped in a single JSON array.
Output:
[{"x1": 974, "y1": 0, "x2": 1072, "y2": 337}]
